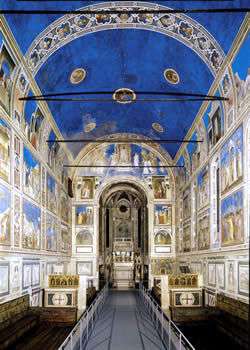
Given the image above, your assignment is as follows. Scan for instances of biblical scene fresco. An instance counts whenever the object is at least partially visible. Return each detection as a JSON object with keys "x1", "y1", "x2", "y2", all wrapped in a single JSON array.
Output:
[
  {"x1": 183, "y1": 224, "x2": 191, "y2": 252},
  {"x1": 232, "y1": 34, "x2": 250, "y2": 108},
  {"x1": 47, "y1": 173, "x2": 57, "y2": 214},
  {"x1": 46, "y1": 213, "x2": 57, "y2": 251},
  {"x1": 197, "y1": 210, "x2": 210, "y2": 250},
  {"x1": 61, "y1": 226, "x2": 71, "y2": 253},
  {"x1": 151, "y1": 258, "x2": 173, "y2": 275},
  {"x1": 74, "y1": 176, "x2": 94, "y2": 200},
  {"x1": 76, "y1": 144, "x2": 168, "y2": 179},
  {"x1": 187, "y1": 132, "x2": 200, "y2": 173},
  {"x1": 183, "y1": 186, "x2": 191, "y2": 220},
  {"x1": 154, "y1": 230, "x2": 171, "y2": 245},
  {"x1": 24, "y1": 101, "x2": 44, "y2": 150},
  {"x1": 47, "y1": 130, "x2": 60, "y2": 171},
  {"x1": 154, "y1": 205, "x2": 171, "y2": 225},
  {"x1": 221, "y1": 189, "x2": 244, "y2": 246},
  {"x1": 152, "y1": 176, "x2": 171, "y2": 200},
  {"x1": 61, "y1": 190, "x2": 69, "y2": 223},
  {"x1": 76, "y1": 229, "x2": 93, "y2": 245},
  {"x1": 0, "y1": 43, "x2": 15, "y2": 113},
  {"x1": 0, "y1": 183, "x2": 11, "y2": 245},
  {"x1": 0, "y1": 119, "x2": 10, "y2": 183},
  {"x1": 75, "y1": 205, "x2": 93, "y2": 226},
  {"x1": 221, "y1": 126, "x2": 243, "y2": 194},
  {"x1": 23, "y1": 199, "x2": 41, "y2": 249},
  {"x1": 207, "y1": 101, "x2": 223, "y2": 148},
  {"x1": 197, "y1": 166, "x2": 209, "y2": 209},
  {"x1": 175, "y1": 156, "x2": 186, "y2": 189},
  {"x1": 23, "y1": 147, "x2": 40, "y2": 202}
]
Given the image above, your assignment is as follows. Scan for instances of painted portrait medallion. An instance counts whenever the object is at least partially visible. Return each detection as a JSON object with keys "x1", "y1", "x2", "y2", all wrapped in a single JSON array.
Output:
[
  {"x1": 152, "y1": 122, "x2": 164, "y2": 133},
  {"x1": 164, "y1": 68, "x2": 180, "y2": 84},
  {"x1": 84, "y1": 122, "x2": 96, "y2": 133},
  {"x1": 113, "y1": 88, "x2": 136, "y2": 104},
  {"x1": 70, "y1": 68, "x2": 86, "y2": 84}
]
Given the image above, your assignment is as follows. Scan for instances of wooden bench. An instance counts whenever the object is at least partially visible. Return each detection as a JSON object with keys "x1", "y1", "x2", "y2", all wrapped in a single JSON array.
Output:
[{"x1": 0, "y1": 295, "x2": 39, "y2": 349}]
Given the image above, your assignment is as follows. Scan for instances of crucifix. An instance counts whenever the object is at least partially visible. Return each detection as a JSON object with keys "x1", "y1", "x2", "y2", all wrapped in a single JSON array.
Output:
[{"x1": 180, "y1": 293, "x2": 194, "y2": 305}]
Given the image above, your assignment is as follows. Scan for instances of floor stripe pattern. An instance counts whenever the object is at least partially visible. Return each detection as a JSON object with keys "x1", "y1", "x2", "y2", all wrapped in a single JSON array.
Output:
[{"x1": 85, "y1": 290, "x2": 167, "y2": 350}]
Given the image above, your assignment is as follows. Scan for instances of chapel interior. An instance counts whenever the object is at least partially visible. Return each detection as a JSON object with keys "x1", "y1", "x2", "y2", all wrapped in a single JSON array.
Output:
[{"x1": 0, "y1": 1, "x2": 249, "y2": 350}]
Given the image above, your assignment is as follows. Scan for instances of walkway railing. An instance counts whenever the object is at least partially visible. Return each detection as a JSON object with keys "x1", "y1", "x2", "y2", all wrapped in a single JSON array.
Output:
[
  {"x1": 139, "y1": 284, "x2": 195, "y2": 350},
  {"x1": 58, "y1": 283, "x2": 109, "y2": 350}
]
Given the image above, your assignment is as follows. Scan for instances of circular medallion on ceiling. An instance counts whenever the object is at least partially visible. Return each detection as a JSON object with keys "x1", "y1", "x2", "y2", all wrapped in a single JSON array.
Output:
[
  {"x1": 113, "y1": 88, "x2": 136, "y2": 104},
  {"x1": 70, "y1": 68, "x2": 86, "y2": 84},
  {"x1": 164, "y1": 68, "x2": 180, "y2": 84},
  {"x1": 152, "y1": 122, "x2": 165, "y2": 133},
  {"x1": 84, "y1": 122, "x2": 96, "y2": 133}
]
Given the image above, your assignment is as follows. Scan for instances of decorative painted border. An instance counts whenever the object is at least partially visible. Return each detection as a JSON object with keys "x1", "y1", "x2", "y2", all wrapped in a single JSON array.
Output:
[{"x1": 24, "y1": 2, "x2": 224, "y2": 76}]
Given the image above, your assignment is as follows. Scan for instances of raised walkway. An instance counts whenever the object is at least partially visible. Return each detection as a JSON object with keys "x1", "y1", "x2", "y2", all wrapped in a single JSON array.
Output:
[{"x1": 85, "y1": 290, "x2": 166, "y2": 350}]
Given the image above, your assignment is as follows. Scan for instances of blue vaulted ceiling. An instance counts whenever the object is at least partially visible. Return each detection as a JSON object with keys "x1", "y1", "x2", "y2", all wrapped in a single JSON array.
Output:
[{"x1": 1, "y1": 1, "x2": 248, "y2": 158}]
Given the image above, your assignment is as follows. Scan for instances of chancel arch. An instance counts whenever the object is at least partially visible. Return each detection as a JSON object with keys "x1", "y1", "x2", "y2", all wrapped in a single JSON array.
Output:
[{"x1": 97, "y1": 180, "x2": 149, "y2": 288}]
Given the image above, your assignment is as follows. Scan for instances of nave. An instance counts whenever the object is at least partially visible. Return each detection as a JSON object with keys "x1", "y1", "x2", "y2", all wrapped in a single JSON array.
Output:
[{"x1": 85, "y1": 290, "x2": 166, "y2": 350}]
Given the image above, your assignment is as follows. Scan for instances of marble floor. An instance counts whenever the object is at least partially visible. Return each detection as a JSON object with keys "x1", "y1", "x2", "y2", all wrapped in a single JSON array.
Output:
[{"x1": 85, "y1": 290, "x2": 167, "y2": 350}]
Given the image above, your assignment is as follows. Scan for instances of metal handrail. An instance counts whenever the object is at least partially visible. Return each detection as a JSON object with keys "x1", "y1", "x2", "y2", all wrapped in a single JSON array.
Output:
[
  {"x1": 139, "y1": 284, "x2": 195, "y2": 350},
  {"x1": 58, "y1": 283, "x2": 109, "y2": 350}
]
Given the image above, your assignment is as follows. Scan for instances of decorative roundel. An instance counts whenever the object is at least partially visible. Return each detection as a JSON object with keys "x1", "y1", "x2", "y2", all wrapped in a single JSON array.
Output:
[
  {"x1": 152, "y1": 122, "x2": 165, "y2": 133},
  {"x1": 84, "y1": 122, "x2": 96, "y2": 133},
  {"x1": 70, "y1": 68, "x2": 86, "y2": 84},
  {"x1": 113, "y1": 88, "x2": 136, "y2": 104},
  {"x1": 164, "y1": 68, "x2": 180, "y2": 84}
]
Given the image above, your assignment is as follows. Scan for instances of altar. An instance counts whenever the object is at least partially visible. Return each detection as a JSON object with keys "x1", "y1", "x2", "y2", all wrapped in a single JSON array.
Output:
[{"x1": 113, "y1": 262, "x2": 134, "y2": 289}]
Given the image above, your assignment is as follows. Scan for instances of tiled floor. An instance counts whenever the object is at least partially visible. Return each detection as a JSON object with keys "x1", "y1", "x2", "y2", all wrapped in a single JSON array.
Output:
[{"x1": 85, "y1": 290, "x2": 167, "y2": 350}]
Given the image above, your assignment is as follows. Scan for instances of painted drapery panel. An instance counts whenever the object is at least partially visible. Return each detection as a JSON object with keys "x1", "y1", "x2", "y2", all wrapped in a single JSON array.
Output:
[
  {"x1": 23, "y1": 199, "x2": 41, "y2": 249},
  {"x1": 221, "y1": 189, "x2": 244, "y2": 246},
  {"x1": 23, "y1": 146, "x2": 40, "y2": 202},
  {"x1": 221, "y1": 125, "x2": 243, "y2": 195},
  {"x1": 0, "y1": 182, "x2": 11, "y2": 245}
]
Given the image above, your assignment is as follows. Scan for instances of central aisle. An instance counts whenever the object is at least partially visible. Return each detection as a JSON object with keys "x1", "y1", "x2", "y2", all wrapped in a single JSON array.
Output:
[{"x1": 85, "y1": 290, "x2": 166, "y2": 350}]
